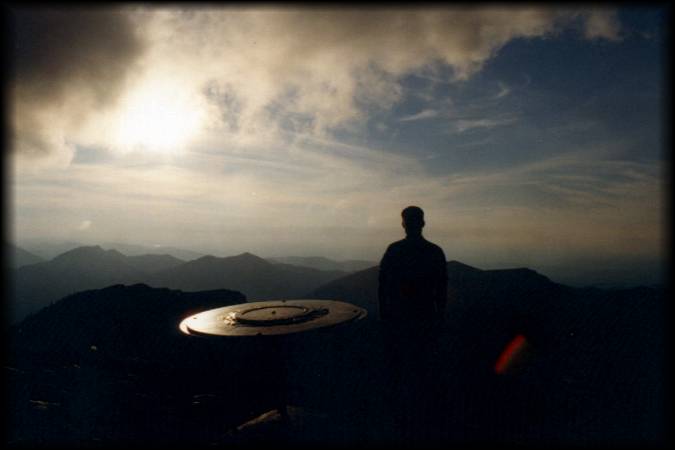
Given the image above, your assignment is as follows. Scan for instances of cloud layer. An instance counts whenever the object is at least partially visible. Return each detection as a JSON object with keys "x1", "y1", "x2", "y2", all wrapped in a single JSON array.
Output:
[{"x1": 9, "y1": 6, "x2": 622, "y2": 161}]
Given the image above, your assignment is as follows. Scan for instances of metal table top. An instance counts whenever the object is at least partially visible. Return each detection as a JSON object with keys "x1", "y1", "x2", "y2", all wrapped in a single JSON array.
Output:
[{"x1": 179, "y1": 299, "x2": 367, "y2": 337}]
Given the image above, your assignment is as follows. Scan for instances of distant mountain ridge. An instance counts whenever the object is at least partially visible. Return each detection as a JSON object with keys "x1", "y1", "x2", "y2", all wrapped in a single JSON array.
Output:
[
  {"x1": 11, "y1": 246, "x2": 146, "y2": 323},
  {"x1": 6, "y1": 243, "x2": 44, "y2": 268},
  {"x1": 100, "y1": 242, "x2": 205, "y2": 261},
  {"x1": 12, "y1": 243, "x2": 657, "y2": 334},
  {"x1": 267, "y1": 256, "x2": 376, "y2": 273},
  {"x1": 18, "y1": 240, "x2": 86, "y2": 260},
  {"x1": 17, "y1": 240, "x2": 205, "y2": 262},
  {"x1": 146, "y1": 252, "x2": 347, "y2": 300},
  {"x1": 9, "y1": 246, "x2": 347, "y2": 324},
  {"x1": 309, "y1": 259, "x2": 560, "y2": 315},
  {"x1": 10, "y1": 245, "x2": 564, "y2": 325},
  {"x1": 125, "y1": 254, "x2": 186, "y2": 273}
]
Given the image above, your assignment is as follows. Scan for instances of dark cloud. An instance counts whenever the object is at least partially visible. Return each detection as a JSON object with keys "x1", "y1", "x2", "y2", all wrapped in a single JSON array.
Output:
[
  {"x1": 12, "y1": 7, "x2": 143, "y2": 105},
  {"x1": 10, "y1": 7, "x2": 145, "y2": 155}
]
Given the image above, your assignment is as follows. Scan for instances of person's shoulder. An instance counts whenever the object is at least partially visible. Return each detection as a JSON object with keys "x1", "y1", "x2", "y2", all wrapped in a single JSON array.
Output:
[
  {"x1": 424, "y1": 239, "x2": 446, "y2": 256},
  {"x1": 386, "y1": 239, "x2": 407, "y2": 252}
]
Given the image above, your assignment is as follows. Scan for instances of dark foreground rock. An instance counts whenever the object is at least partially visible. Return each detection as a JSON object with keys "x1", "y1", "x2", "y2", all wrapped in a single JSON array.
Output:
[{"x1": 5, "y1": 275, "x2": 667, "y2": 448}]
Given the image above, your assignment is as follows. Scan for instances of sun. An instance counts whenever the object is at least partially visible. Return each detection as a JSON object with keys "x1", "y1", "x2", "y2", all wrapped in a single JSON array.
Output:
[{"x1": 114, "y1": 78, "x2": 203, "y2": 154}]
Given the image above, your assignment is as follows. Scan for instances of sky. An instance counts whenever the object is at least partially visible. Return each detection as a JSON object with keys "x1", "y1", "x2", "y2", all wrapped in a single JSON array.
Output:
[{"x1": 6, "y1": 5, "x2": 668, "y2": 286}]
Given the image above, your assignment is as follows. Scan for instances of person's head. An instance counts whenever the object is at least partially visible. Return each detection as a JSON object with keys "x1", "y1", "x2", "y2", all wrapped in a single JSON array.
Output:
[{"x1": 401, "y1": 206, "x2": 425, "y2": 236}]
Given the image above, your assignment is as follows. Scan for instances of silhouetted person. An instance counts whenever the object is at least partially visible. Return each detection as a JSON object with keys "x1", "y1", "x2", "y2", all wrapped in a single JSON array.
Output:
[
  {"x1": 378, "y1": 206, "x2": 447, "y2": 322},
  {"x1": 376, "y1": 206, "x2": 448, "y2": 442}
]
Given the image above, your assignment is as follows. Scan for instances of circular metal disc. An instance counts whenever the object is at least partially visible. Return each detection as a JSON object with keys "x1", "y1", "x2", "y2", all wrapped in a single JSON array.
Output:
[{"x1": 179, "y1": 299, "x2": 367, "y2": 337}]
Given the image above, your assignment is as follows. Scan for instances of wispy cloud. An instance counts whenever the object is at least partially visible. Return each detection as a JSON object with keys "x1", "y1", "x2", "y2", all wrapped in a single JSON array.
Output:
[
  {"x1": 451, "y1": 117, "x2": 518, "y2": 133},
  {"x1": 495, "y1": 81, "x2": 511, "y2": 99},
  {"x1": 399, "y1": 109, "x2": 440, "y2": 122}
]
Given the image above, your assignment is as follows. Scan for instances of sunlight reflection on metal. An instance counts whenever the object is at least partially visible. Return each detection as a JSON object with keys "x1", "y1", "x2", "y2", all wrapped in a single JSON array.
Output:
[{"x1": 179, "y1": 300, "x2": 367, "y2": 337}]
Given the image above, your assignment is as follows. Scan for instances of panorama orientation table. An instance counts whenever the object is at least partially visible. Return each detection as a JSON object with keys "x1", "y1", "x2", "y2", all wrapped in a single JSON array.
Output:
[{"x1": 179, "y1": 299, "x2": 368, "y2": 419}]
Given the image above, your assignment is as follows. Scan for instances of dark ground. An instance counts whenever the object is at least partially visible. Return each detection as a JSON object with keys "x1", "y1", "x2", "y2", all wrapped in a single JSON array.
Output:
[{"x1": 4, "y1": 278, "x2": 669, "y2": 448}]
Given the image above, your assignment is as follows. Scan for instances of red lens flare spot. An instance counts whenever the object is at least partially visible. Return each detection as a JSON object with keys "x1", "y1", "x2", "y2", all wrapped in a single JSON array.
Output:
[{"x1": 494, "y1": 334, "x2": 527, "y2": 374}]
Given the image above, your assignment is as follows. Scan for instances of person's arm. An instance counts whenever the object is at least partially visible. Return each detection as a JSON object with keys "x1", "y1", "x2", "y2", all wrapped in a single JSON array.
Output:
[
  {"x1": 434, "y1": 249, "x2": 448, "y2": 318},
  {"x1": 378, "y1": 248, "x2": 392, "y2": 321}
]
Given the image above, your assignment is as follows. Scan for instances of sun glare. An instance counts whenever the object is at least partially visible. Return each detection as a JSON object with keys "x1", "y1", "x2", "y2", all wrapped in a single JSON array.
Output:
[{"x1": 114, "y1": 78, "x2": 203, "y2": 154}]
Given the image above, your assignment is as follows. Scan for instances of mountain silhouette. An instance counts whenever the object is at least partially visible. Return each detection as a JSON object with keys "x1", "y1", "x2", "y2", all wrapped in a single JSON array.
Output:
[
  {"x1": 49, "y1": 245, "x2": 131, "y2": 268},
  {"x1": 10, "y1": 283, "x2": 245, "y2": 367},
  {"x1": 6, "y1": 243, "x2": 44, "y2": 268},
  {"x1": 9, "y1": 247, "x2": 350, "y2": 324},
  {"x1": 146, "y1": 252, "x2": 347, "y2": 300},
  {"x1": 124, "y1": 254, "x2": 185, "y2": 273},
  {"x1": 6, "y1": 284, "x2": 285, "y2": 446},
  {"x1": 310, "y1": 266, "x2": 380, "y2": 312},
  {"x1": 309, "y1": 260, "x2": 556, "y2": 315},
  {"x1": 100, "y1": 241, "x2": 205, "y2": 261},
  {"x1": 10, "y1": 246, "x2": 146, "y2": 323},
  {"x1": 267, "y1": 256, "x2": 376, "y2": 273},
  {"x1": 18, "y1": 240, "x2": 205, "y2": 261},
  {"x1": 17, "y1": 240, "x2": 86, "y2": 260}
]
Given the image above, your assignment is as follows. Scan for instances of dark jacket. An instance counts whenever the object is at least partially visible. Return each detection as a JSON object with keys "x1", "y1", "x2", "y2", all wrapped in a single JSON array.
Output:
[{"x1": 378, "y1": 235, "x2": 447, "y2": 322}]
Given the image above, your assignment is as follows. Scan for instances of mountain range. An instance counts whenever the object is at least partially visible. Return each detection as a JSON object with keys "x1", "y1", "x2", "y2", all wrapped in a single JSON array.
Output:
[
  {"x1": 8, "y1": 246, "x2": 348, "y2": 324},
  {"x1": 145, "y1": 252, "x2": 346, "y2": 300},
  {"x1": 6, "y1": 243, "x2": 44, "y2": 269},
  {"x1": 267, "y1": 256, "x2": 375, "y2": 273},
  {"x1": 309, "y1": 260, "x2": 554, "y2": 315},
  {"x1": 10, "y1": 246, "x2": 146, "y2": 323},
  {"x1": 15, "y1": 240, "x2": 206, "y2": 262}
]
